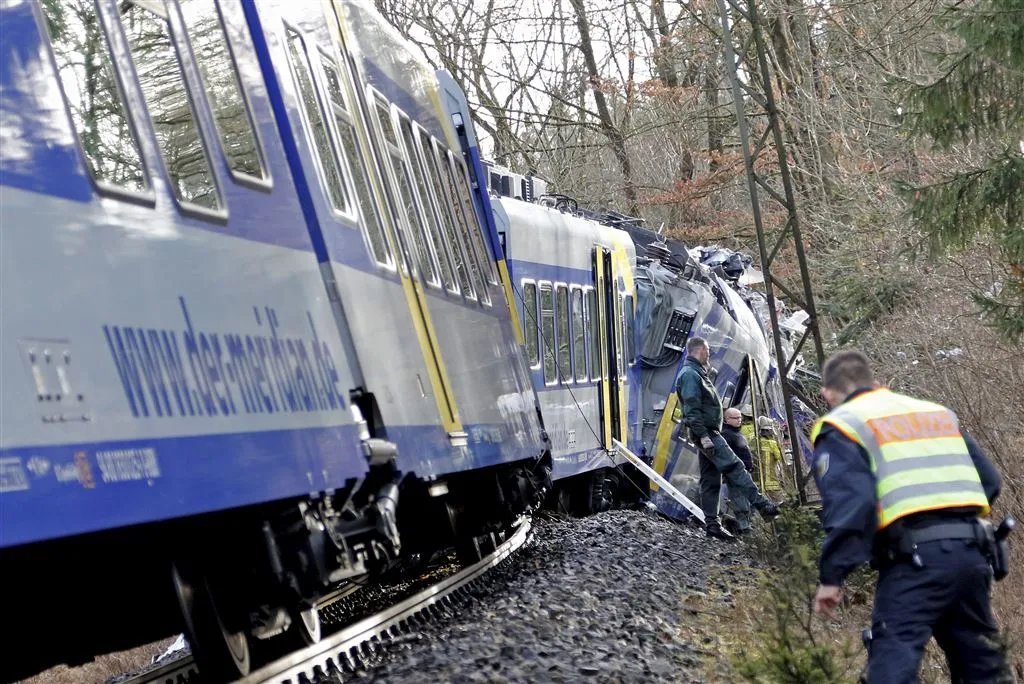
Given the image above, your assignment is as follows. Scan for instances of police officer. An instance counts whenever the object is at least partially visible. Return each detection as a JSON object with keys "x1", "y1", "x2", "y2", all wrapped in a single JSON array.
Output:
[
  {"x1": 810, "y1": 350, "x2": 1010, "y2": 683},
  {"x1": 676, "y1": 336, "x2": 778, "y2": 541}
]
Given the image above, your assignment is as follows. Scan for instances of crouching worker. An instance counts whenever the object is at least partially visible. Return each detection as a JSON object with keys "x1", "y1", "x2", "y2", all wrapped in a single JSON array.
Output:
[
  {"x1": 676, "y1": 336, "x2": 778, "y2": 541},
  {"x1": 722, "y1": 408, "x2": 753, "y2": 472},
  {"x1": 810, "y1": 349, "x2": 1012, "y2": 683}
]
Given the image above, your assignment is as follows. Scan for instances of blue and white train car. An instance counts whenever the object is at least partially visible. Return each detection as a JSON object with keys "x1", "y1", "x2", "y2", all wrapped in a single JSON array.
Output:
[
  {"x1": 494, "y1": 190, "x2": 644, "y2": 514},
  {"x1": 0, "y1": 0, "x2": 547, "y2": 680}
]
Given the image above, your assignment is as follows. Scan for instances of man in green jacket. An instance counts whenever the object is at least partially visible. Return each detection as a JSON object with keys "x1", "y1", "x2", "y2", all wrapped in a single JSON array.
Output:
[{"x1": 676, "y1": 336, "x2": 779, "y2": 540}]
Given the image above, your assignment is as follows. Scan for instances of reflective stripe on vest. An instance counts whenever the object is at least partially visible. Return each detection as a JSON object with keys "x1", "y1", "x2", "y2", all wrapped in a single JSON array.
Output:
[{"x1": 810, "y1": 389, "x2": 989, "y2": 529}]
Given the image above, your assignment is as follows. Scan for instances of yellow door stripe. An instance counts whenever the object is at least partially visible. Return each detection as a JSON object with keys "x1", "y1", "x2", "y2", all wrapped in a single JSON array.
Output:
[
  {"x1": 651, "y1": 392, "x2": 681, "y2": 493},
  {"x1": 614, "y1": 278, "x2": 627, "y2": 444},
  {"x1": 595, "y1": 246, "x2": 612, "y2": 449},
  {"x1": 405, "y1": 276, "x2": 462, "y2": 430},
  {"x1": 498, "y1": 260, "x2": 525, "y2": 346}
]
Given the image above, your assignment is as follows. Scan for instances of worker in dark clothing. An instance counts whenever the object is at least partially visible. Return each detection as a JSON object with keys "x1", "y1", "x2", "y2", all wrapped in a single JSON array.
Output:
[
  {"x1": 721, "y1": 407, "x2": 753, "y2": 472},
  {"x1": 676, "y1": 336, "x2": 778, "y2": 541},
  {"x1": 719, "y1": 406, "x2": 755, "y2": 528},
  {"x1": 810, "y1": 349, "x2": 1011, "y2": 683}
]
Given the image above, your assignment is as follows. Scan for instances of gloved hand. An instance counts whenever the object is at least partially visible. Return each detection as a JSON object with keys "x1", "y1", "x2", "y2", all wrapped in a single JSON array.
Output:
[{"x1": 699, "y1": 435, "x2": 714, "y2": 451}]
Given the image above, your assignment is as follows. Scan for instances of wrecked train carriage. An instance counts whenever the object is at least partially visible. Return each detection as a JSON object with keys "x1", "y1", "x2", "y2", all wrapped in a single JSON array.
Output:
[{"x1": 626, "y1": 231, "x2": 792, "y2": 519}]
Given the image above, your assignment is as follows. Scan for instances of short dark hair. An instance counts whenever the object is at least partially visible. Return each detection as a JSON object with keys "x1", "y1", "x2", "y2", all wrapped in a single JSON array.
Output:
[
  {"x1": 822, "y1": 349, "x2": 874, "y2": 394},
  {"x1": 686, "y1": 336, "x2": 708, "y2": 355}
]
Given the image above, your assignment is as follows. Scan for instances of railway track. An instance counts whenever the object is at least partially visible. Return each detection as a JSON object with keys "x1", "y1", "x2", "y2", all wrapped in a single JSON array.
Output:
[{"x1": 124, "y1": 518, "x2": 531, "y2": 684}]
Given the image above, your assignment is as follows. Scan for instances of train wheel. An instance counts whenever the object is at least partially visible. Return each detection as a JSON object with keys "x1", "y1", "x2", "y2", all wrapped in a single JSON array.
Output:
[
  {"x1": 454, "y1": 536, "x2": 483, "y2": 565},
  {"x1": 284, "y1": 606, "x2": 321, "y2": 649},
  {"x1": 172, "y1": 562, "x2": 250, "y2": 682},
  {"x1": 587, "y1": 470, "x2": 616, "y2": 514}
]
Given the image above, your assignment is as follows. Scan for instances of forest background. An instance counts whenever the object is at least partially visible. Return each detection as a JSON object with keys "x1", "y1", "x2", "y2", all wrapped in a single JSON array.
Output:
[{"x1": 375, "y1": 0, "x2": 1022, "y2": 677}]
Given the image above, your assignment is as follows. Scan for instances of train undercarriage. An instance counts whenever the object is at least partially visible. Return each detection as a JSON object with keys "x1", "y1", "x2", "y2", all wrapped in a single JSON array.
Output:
[
  {"x1": 548, "y1": 462, "x2": 648, "y2": 517},
  {"x1": 1, "y1": 440, "x2": 551, "y2": 684}
]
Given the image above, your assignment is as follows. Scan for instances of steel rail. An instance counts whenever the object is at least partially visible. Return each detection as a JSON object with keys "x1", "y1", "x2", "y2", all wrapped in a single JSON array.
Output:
[{"x1": 126, "y1": 518, "x2": 530, "y2": 684}]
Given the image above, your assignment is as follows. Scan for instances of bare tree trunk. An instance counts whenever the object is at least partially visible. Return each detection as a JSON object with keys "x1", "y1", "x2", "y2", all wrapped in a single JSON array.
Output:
[
  {"x1": 766, "y1": 0, "x2": 838, "y2": 212},
  {"x1": 567, "y1": 0, "x2": 639, "y2": 215},
  {"x1": 651, "y1": 0, "x2": 679, "y2": 89},
  {"x1": 703, "y1": 59, "x2": 728, "y2": 173}
]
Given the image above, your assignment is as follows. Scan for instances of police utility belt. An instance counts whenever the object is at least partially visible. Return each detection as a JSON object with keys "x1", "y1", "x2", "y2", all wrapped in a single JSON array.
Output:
[{"x1": 877, "y1": 516, "x2": 1015, "y2": 581}]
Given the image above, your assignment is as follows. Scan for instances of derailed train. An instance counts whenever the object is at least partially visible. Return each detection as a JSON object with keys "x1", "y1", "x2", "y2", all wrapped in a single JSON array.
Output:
[
  {"x1": 495, "y1": 180, "x2": 809, "y2": 518},
  {"x1": 0, "y1": 0, "x2": 807, "y2": 681}
]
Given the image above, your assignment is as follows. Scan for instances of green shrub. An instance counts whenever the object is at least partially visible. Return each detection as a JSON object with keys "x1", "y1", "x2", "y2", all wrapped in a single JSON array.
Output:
[{"x1": 732, "y1": 509, "x2": 864, "y2": 684}]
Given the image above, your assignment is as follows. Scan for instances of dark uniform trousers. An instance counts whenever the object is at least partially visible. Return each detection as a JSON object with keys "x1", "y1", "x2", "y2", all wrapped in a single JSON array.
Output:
[
  {"x1": 698, "y1": 433, "x2": 764, "y2": 529},
  {"x1": 868, "y1": 538, "x2": 1009, "y2": 683}
]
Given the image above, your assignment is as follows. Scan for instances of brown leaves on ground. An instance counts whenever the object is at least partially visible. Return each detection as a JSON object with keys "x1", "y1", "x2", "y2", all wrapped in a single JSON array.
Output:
[{"x1": 21, "y1": 637, "x2": 176, "y2": 684}]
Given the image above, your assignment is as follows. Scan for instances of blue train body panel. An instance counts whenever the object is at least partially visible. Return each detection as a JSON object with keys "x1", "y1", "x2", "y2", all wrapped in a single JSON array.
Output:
[
  {"x1": 0, "y1": 0, "x2": 544, "y2": 550},
  {"x1": 0, "y1": 2, "x2": 544, "y2": 679},
  {"x1": 0, "y1": 0, "x2": 374, "y2": 548},
  {"x1": 247, "y1": 0, "x2": 543, "y2": 479}
]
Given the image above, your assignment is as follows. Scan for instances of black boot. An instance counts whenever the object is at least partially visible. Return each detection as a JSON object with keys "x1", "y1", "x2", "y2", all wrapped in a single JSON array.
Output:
[
  {"x1": 706, "y1": 524, "x2": 737, "y2": 542},
  {"x1": 756, "y1": 500, "x2": 779, "y2": 520}
]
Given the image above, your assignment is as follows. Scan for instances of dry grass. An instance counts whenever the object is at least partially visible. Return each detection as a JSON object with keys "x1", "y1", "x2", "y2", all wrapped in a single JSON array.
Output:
[
  {"x1": 700, "y1": 374, "x2": 1023, "y2": 684},
  {"x1": 20, "y1": 637, "x2": 176, "y2": 684},
  {"x1": 691, "y1": 540, "x2": 1010, "y2": 683}
]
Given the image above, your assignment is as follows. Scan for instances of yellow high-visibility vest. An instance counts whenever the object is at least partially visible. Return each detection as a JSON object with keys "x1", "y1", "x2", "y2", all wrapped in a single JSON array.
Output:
[
  {"x1": 741, "y1": 423, "x2": 781, "y2": 491},
  {"x1": 810, "y1": 388, "x2": 989, "y2": 529}
]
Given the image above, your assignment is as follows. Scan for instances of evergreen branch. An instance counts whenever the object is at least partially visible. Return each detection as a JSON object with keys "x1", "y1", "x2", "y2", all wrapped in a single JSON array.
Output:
[
  {"x1": 941, "y1": 0, "x2": 1024, "y2": 71},
  {"x1": 898, "y1": 53, "x2": 1024, "y2": 146},
  {"x1": 898, "y1": 150, "x2": 1024, "y2": 340},
  {"x1": 897, "y1": 150, "x2": 1024, "y2": 258},
  {"x1": 896, "y1": 0, "x2": 1024, "y2": 145},
  {"x1": 973, "y1": 278, "x2": 1024, "y2": 341}
]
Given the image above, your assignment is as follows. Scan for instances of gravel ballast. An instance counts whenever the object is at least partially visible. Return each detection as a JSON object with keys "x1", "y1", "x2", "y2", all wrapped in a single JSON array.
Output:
[{"x1": 354, "y1": 508, "x2": 757, "y2": 682}]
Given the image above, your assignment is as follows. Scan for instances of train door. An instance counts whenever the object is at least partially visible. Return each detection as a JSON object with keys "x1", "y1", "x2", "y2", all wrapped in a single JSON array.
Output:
[
  {"x1": 254, "y1": 6, "x2": 464, "y2": 439},
  {"x1": 362, "y1": 91, "x2": 463, "y2": 437},
  {"x1": 593, "y1": 245, "x2": 626, "y2": 449}
]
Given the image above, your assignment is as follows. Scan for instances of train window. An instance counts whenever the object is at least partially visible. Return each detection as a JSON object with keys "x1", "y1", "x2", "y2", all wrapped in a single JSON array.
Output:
[
  {"x1": 284, "y1": 27, "x2": 350, "y2": 215},
  {"x1": 420, "y1": 136, "x2": 474, "y2": 298},
  {"x1": 437, "y1": 149, "x2": 489, "y2": 305},
  {"x1": 404, "y1": 122, "x2": 457, "y2": 293},
  {"x1": 721, "y1": 381, "x2": 737, "y2": 408},
  {"x1": 582, "y1": 288, "x2": 593, "y2": 381},
  {"x1": 540, "y1": 283, "x2": 556, "y2": 385},
  {"x1": 587, "y1": 289, "x2": 600, "y2": 380},
  {"x1": 122, "y1": 2, "x2": 221, "y2": 211},
  {"x1": 373, "y1": 100, "x2": 398, "y2": 147},
  {"x1": 556, "y1": 285, "x2": 571, "y2": 382},
  {"x1": 572, "y1": 287, "x2": 587, "y2": 382},
  {"x1": 319, "y1": 54, "x2": 391, "y2": 266},
  {"x1": 369, "y1": 98, "x2": 438, "y2": 286},
  {"x1": 450, "y1": 158, "x2": 499, "y2": 285},
  {"x1": 624, "y1": 295, "x2": 636, "y2": 366},
  {"x1": 522, "y1": 281, "x2": 540, "y2": 367},
  {"x1": 731, "y1": 356, "x2": 752, "y2": 410},
  {"x1": 179, "y1": 0, "x2": 265, "y2": 183},
  {"x1": 43, "y1": 1, "x2": 149, "y2": 194}
]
